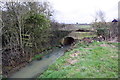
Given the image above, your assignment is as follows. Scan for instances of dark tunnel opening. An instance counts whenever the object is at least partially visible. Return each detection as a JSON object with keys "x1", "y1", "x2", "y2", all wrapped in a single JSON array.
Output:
[{"x1": 61, "y1": 37, "x2": 75, "y2": 46}]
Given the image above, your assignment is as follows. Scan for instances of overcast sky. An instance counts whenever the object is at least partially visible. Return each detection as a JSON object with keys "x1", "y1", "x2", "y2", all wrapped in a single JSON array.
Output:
[
  {"x1": 47, "y1": 0, "x2": 119, "y2": 24},
  {"x1": 2, "y1": 0, "x2": 119, "y2": 23}
]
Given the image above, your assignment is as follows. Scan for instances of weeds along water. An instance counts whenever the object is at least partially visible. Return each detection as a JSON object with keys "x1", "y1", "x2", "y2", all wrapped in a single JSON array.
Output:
[
  {"x1": 8, "y1": 46, "x2": 70, "y2": 78},
  {"x1": 39, "y1": 41, "x2": 119, "y2": 78}
]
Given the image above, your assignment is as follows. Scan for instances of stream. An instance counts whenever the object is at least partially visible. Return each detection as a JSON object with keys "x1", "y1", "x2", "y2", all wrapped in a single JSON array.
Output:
[{"x1": 8, "y1": 45, "x2": 70, "y2": 79}]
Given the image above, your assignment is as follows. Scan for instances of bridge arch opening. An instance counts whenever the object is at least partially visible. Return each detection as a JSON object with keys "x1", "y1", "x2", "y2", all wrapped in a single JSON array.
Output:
[{"x1": 61, "y1": 37, "x2": 75, "y2": 46}]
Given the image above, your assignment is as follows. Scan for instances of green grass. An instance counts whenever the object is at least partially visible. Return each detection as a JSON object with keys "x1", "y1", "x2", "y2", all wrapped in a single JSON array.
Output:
[
  {"x1": 38, "y1": 41, "x2": 119, "y2": 78},
  {"x1": 32, "y1": 54, "x2": 43, "y2": 60},
  {"x1": 69, "y1": 32, "x2": 97, "y2": 39},
  {"x1": 75, "y1": 25, "x2": 92, "y2": 29}
]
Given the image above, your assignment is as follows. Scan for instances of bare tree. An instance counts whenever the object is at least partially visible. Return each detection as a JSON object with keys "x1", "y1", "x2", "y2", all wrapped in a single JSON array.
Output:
[
  {"x1": 92, "y1": 9, "x2": 119, "y2": 41},
  {"x1": 94, "y1": 10, "x2": 106, "y2": 22},
  {"x1": 1, "y1": 1, "x2": 53, "y2": 77}
]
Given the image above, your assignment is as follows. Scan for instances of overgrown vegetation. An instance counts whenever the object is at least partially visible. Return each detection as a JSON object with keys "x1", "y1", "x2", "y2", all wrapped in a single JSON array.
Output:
[
  {"x1": 39, "y1": 41, "x2": 119, "y2": 78},
  {"x1": 1, "y1": 1, "x2": 71, "y2": 77},
  {"x1": 23, "y1": 12, "x2": 52, "y2": 55},
  {"x1": 92, "y1": 10, "x2": 118, "y2": 41},
  {"x1": 92, "y1": 22, "x2": 118, "y2": 41},
  {"x1": 0, "y1": 2, "x2": 58, "y2": 77}
]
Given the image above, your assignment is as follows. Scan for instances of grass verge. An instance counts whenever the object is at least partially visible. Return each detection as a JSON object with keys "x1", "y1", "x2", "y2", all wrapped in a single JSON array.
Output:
[{"x1": 38, "y1": 41, "x2": 119, "y2": 78}]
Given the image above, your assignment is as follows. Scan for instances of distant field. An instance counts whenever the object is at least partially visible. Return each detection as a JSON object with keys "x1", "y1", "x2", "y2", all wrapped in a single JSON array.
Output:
[
  {"x1": 74, "y1": 24, "x2": 92, "y2": 29},
  {"x1": 59, "y1": 24, "x2": 93, "y2": 31}
]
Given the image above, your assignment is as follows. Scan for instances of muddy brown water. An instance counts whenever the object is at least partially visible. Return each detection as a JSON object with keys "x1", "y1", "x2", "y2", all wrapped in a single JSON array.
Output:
[{"x1": 8, "y1": 46, "x2": 70, "y2": 78}]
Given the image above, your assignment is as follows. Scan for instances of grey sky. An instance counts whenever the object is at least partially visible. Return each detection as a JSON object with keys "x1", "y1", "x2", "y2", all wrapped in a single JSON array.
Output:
[
  {"x1": 1, "y1": 0, "x2": 119, "y2": 23},
  {"x1": 48, "y1": 0, "x2": 119, "y2": 24}
]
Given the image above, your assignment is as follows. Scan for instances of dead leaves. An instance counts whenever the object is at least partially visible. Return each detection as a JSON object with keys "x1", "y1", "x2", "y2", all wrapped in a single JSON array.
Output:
[
  {"x1": 69, "y1": 50, "x2": 80, "y2": 58},
  {"x1": 65, "y1": 51, "x2": 80, "y2": 65},
  {"x1": 70, "y1": 53, "x2": 79, "y2": 58},
  {"x1": 66, "y1": 58, "x2": 78, "y2": 65}
]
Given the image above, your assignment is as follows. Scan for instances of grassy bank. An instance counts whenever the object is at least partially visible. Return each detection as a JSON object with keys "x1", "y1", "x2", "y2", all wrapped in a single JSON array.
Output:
[{"x1": 38, "y1": 41, "x2": 119, "y2": 78}]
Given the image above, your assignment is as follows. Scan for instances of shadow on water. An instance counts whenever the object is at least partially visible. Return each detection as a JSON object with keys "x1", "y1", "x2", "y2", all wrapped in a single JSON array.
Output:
[{"x1": 8, "y1": 45, "x2": 70, "y2": 79}]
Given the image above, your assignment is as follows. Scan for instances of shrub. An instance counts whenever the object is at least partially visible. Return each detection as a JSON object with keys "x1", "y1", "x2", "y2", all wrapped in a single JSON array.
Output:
[{"x1": 92, "y1": 22, "x2": 110, "y2": 40}]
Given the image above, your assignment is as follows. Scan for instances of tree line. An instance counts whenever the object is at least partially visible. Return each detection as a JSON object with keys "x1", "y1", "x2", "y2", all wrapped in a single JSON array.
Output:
[{"x1": 0, "y1": 1, "x2": 67, "y2": 77}]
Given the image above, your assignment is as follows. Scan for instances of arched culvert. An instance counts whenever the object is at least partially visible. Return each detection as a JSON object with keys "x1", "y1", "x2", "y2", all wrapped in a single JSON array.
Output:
[{"x1": 60, "y1": 37, "x2": 75, "y2": 46}]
